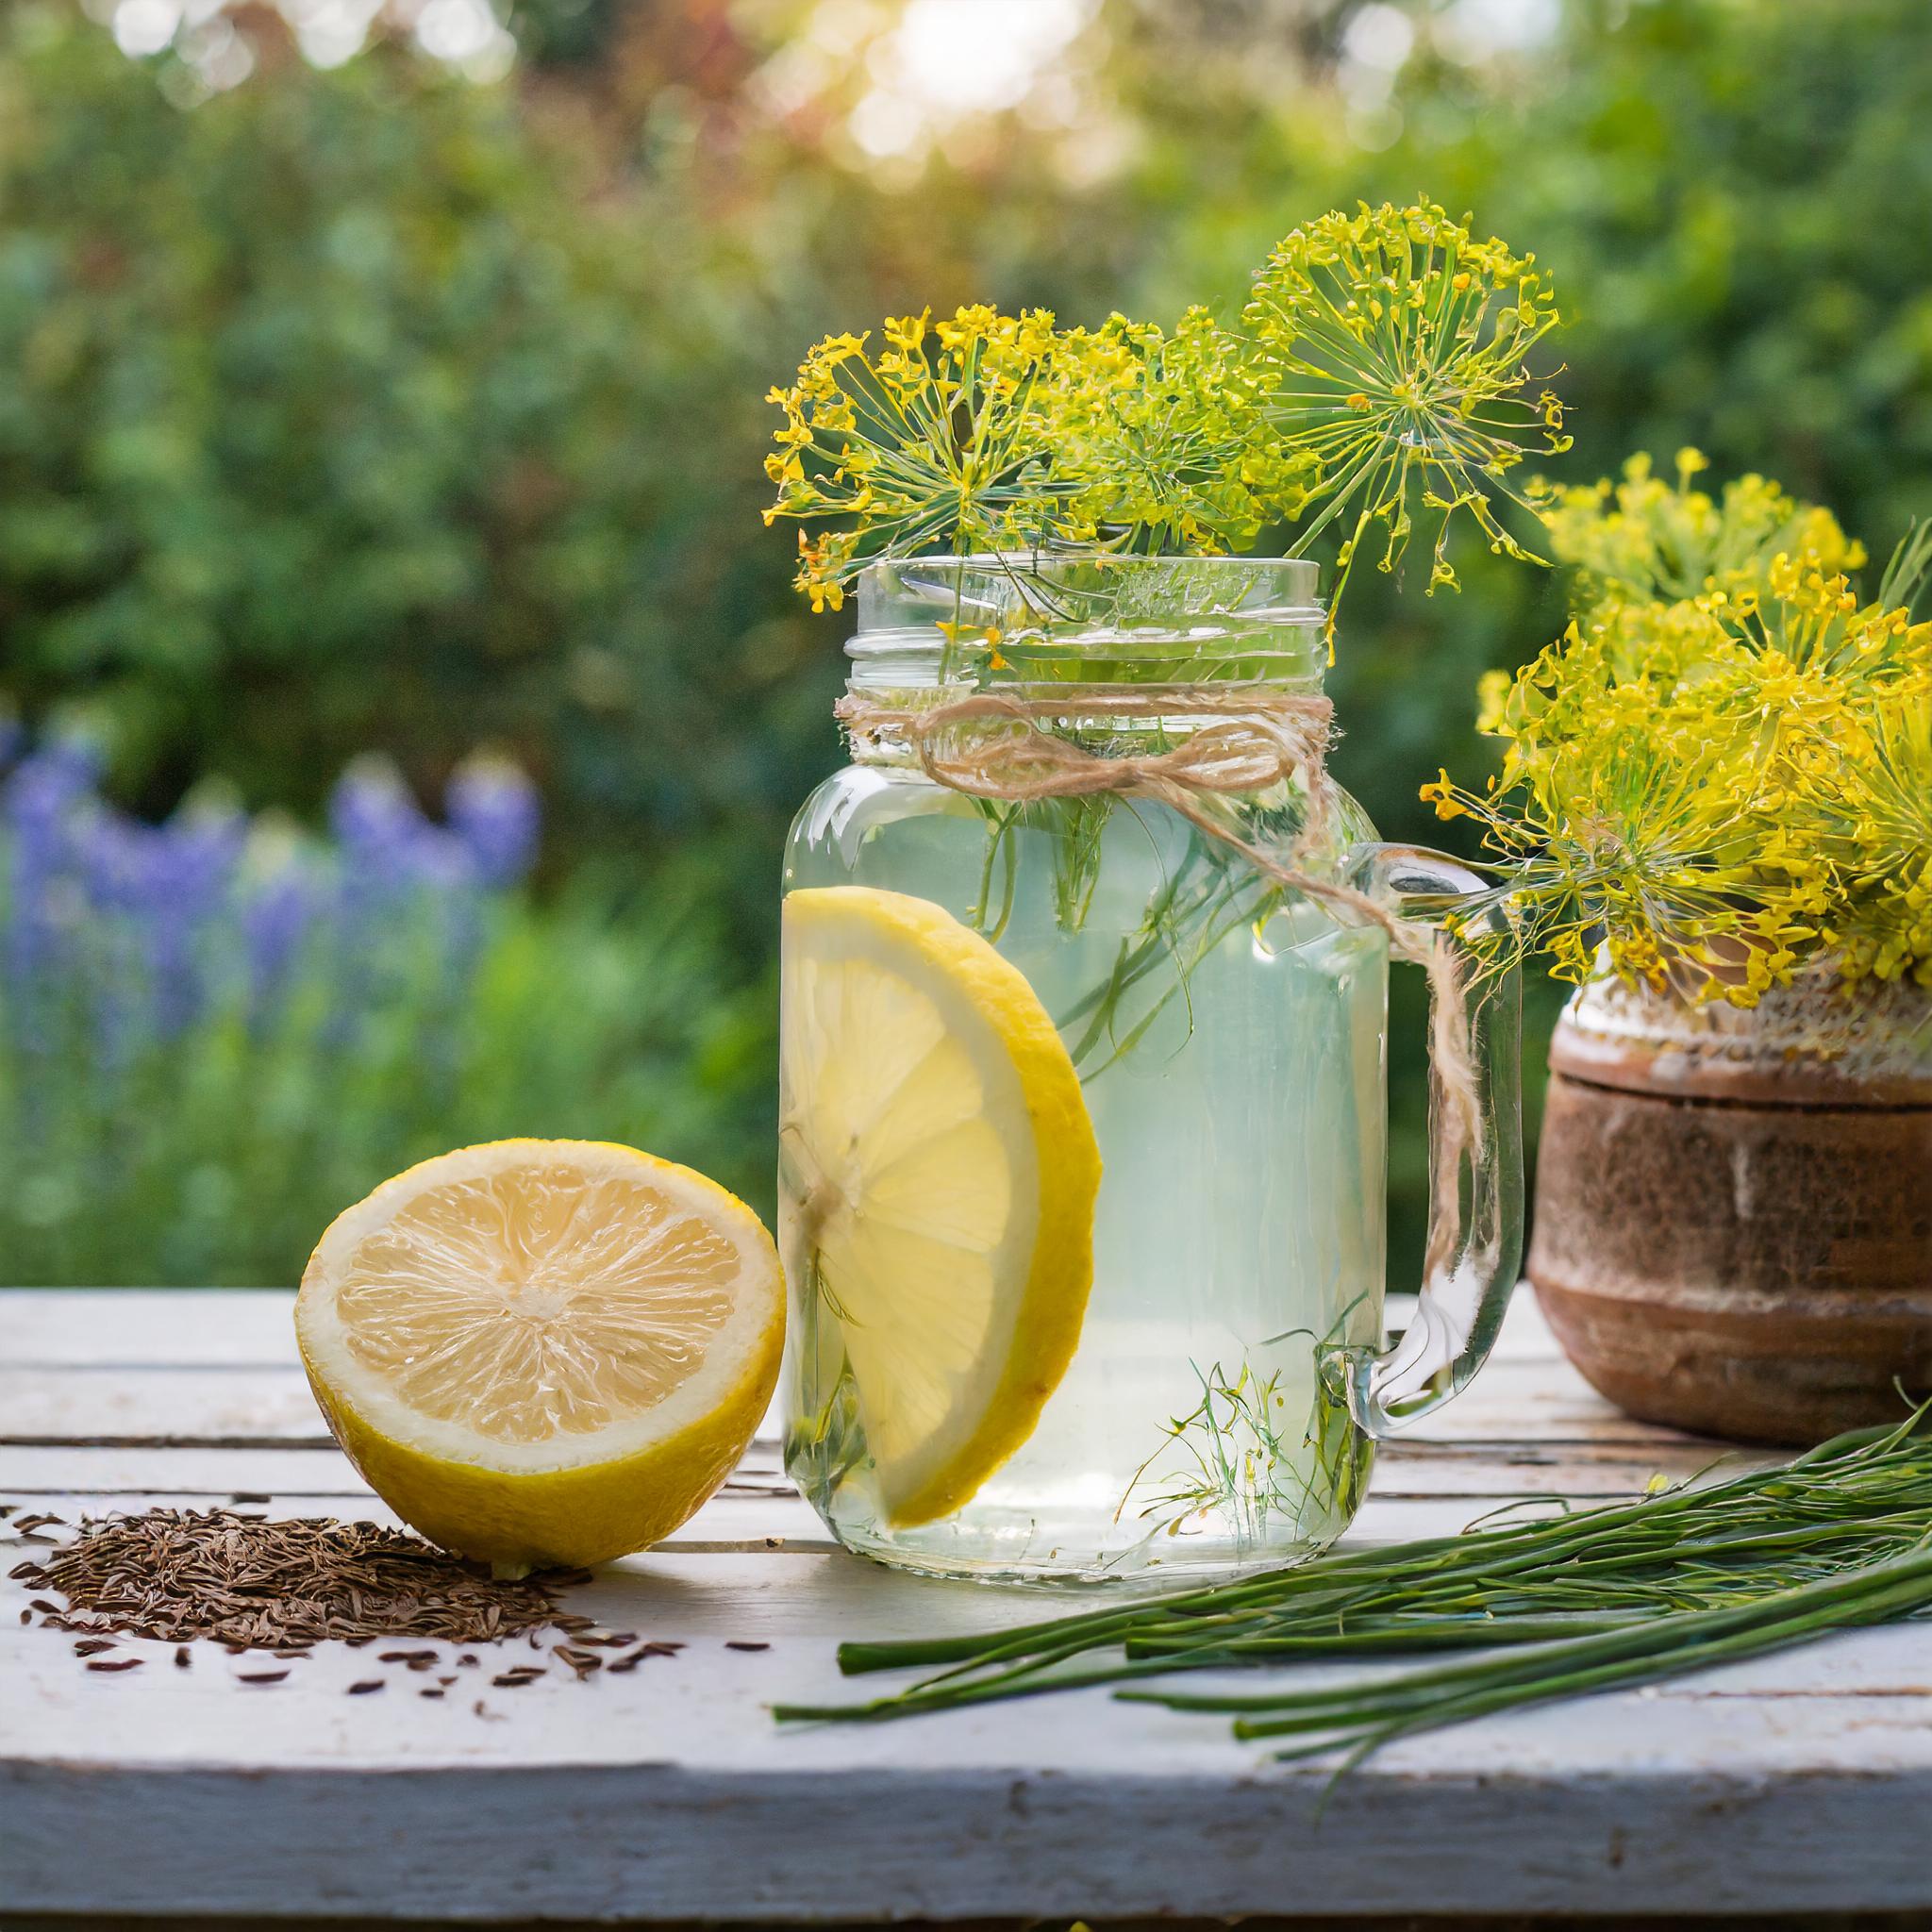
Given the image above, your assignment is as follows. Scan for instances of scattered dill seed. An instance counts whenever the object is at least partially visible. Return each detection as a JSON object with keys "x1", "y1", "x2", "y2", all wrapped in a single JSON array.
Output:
[
  {"x1": 608, "y1": 1641, "x2": 678, "y2": 1672},
  {"x1": 348, "y1": 1680, "x2": 385, "y2": 1695},
  {"x1": 240, "y1": 1670, "x2": 290, "y2": 1685},
  {"x1": 726, "y1": 1641, "x2": 770, "y2": 1653},
  {"x1": 73, "y1": 1638, "x2": 117, "y2": 1657},
  {"x1": 86, "y1": 1657, "x2": 142, "y2": 1673},
  {"x1": 174, "y1": 1646, "x2": 191, "y2": 1669}
]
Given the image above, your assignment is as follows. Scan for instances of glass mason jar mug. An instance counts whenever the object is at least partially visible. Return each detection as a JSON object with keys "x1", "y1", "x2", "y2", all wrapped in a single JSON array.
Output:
[{"x1": 778, "y1": 556, "x2": 1522, "y2": 1585}]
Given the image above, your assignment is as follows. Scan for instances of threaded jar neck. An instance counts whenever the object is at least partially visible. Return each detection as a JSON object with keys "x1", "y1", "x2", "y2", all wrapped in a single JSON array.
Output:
[{"x1": 841, "y1": 554, "x2": 1327, "y2": 764}]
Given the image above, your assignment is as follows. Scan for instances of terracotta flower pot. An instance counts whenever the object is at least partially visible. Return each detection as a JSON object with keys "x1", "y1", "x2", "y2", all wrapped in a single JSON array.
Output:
[{"x1": 1528, "y1": 972, "x2": 1932, "y2": 1445}]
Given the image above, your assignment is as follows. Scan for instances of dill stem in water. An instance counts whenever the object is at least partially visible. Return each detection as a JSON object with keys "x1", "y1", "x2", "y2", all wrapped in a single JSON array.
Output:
[{"x1": 777, "y1": 1409, "x2": 1932, "y2": 1759}]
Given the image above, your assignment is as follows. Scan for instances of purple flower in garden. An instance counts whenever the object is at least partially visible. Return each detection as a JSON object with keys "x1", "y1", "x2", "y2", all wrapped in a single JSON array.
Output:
[
  {"x1": 74, "y1": 797, "x2": 245, "y2": 1039},
  {"x1": 329, "y1": 755, "x2": 477, "y2": 889},
  {"x1": 322, "y1": 753, "x2": 538, "y2": 1051},
  {"x1": 3, "y1": 738, "x2": 107, "y2": 1021},
  {"x1": 447, "y1": 755, "x2": 541, "y2": 887},
  {"x1": 0, "y1": 738, "x2": 540, "y2": 1071},
  {"x1": 149, "y1": 805, "x2": 247, "y2": 1033},
  {"x1": 241, "y1": 840, "x2": 323, "y2": 1019},
  {"x1": 4, "y1": 737, "x2": 103, "y2": 834}
]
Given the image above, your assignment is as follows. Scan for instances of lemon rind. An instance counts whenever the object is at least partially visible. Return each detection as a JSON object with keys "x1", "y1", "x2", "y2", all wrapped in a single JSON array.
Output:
[
  {"x1": 295, "y1": 1139, "x2": 783, "y2": 1475},
  {"x1": 782, "y1": 888, "x2": 1101, "y2": 1528}
]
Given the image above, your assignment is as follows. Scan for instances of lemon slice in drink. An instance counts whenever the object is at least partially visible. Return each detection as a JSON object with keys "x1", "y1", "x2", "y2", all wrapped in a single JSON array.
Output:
[
  {"x1": 780, "y1": 887, "x2": 1102, "y2": 1527},
  {"x1": 295, "y1": 1140, "x2": 783, "y2": 1574}
]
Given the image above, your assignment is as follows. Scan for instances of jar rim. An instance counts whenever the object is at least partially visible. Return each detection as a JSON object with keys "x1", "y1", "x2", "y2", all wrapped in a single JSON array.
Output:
[
  {"x1": 854, "y1": 551, "x2": 1323, "y2": 618},
  {"x1": 847, "y1": 552, "x2": 1327, "y2": 690}
]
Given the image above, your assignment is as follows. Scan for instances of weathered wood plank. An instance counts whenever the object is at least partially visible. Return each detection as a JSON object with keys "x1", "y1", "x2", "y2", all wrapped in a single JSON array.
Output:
[
  {"x1": 0, "y1": 1486, "x2": 827, "y2": 1551},
  {"x1": 5, "y1": 1564, "x2": 1932, "y2": 1924},
  {"x1": 0, "y1": 1442, "x2": 793, "y2": 1497},
  {"x1": 0, "y1": 1286, "x2": 1572, "y2": 1367},
  {"x1": 7, "y1": 1751, "x2": 1932, "y2": 1922},
  {"x1": 0, "y1": 1436, "x2": 1758, "y2": 1508},
  {"x1": 7, "y1": 1287, "x2": 1919, "y2": 1925},
  {"x1": 0, "y1": 1355, "x2": 1686, "y2": 1450},
  {"x1": 0, "y1": 1289, "x2": 297, "y2": 1366},
  {"x1": 0, "y1": 1485, "x2": 1598, "y2": 1567}
]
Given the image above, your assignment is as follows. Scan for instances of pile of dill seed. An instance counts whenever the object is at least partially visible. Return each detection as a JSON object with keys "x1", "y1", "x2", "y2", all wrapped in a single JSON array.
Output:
[
  {"x1": 8, "y1": 1507, "x2": 758, "y2": 1692},
  {"x1": 11, "y1": 1507, "x2": 584, "y2": 1657}
]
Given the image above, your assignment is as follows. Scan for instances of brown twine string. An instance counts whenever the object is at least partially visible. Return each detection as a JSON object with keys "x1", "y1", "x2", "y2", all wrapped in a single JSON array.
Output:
[{"x1": 835, "y1": 687, "x2": 1484, "y2": 1286}]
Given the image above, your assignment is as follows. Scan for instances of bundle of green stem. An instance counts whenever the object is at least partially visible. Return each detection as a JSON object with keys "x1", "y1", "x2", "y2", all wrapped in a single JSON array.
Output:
[{"x1": 775, "y1": 1408, "x2": 1932, "y2": 1769}]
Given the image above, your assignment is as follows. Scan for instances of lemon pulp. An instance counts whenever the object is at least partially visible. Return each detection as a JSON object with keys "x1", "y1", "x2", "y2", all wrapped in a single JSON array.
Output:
[
  {"x1": 296, "y1": 1140, "x2": 783, "y2": 1571},
  {"x1": 780, "y1": 886, "x2": 1101, "y2": 1527}
]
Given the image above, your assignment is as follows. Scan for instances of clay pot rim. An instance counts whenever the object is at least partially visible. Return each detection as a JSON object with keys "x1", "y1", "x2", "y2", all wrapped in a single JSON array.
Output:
[
  {"x1": 1549, "y1": 1024, "x2": 1932, "y2": 1108},
  {"x1": 1551, "y1": 973, "x2": 1932, "y2": 1108}
]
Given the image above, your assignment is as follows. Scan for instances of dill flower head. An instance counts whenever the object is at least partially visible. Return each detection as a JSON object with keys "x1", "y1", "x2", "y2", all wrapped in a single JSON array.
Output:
[
  {"x1": 761, "y1": 199, "x2": 1570, "y2": 627},
  {"x1": 762, "y1": 304, "x2": 1297, "y2": 611},
  {"x1": 1533, "y1": 447, "x2": 1867, "y2": 622},
  {"x1": 1046, "y1": 308, "x2": 1312, "y2": 556},
  {"x1": 1788, "y1": 670, "x2": 1932, "y2": 988},
  {"x1": 763, "y1": 305, "x2": 1073, "y2": 611},
  {"x1": 1242, "y1": 199, "x2": 1569, "y2": 621},
  {"x1": 1425, "y1": 456, "x2": 1932, "y2": 1004}
]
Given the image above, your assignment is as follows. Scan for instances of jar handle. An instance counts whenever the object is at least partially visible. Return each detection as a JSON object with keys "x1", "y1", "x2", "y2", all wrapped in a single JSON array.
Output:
[{"x1": 1337, "y1": 841, "x2": 1524, "y2": 1434}]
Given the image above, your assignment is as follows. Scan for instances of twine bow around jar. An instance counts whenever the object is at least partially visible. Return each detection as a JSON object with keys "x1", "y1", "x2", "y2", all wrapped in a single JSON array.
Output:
[{"x1": 835, "y1": 685, "x2": 1486, "y2": 1286}]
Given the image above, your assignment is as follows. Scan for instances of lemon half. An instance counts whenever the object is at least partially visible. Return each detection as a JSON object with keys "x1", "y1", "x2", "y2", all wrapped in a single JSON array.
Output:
[
  {"x1": 296, "y1": 1140, "x2": 783, "y2": 1573},
  {"x1": 780, "y1": 887, "x2": 1102, "y2": 1527}
]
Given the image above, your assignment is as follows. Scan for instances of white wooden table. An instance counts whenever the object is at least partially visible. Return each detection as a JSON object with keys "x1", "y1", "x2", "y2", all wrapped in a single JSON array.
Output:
[{"x1": 4, "y1": 1288, "x2": 1931, "y2": 1927}]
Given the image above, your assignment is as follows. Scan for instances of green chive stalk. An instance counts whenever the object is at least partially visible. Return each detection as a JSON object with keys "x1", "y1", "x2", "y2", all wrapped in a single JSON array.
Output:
[{"x1": 774, "y1": 1409, "x2": 1932, "y2": 1764}]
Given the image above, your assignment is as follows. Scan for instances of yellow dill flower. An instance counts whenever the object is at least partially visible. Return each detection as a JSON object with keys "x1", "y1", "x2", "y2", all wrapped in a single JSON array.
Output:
[
  {"x1": 1530, "y1": 448, "x2": 1866, "y2": 622},
  {"x1": 1046, "y1": 308, "x2": 1317, "y2": 555},
  {"x1": 1786, "y1": 671, "x2": 1932, "y2": 987},
  {"x1": 1243, "y1": 199, "x2": 1569, "y2": 630},
  {"x1": 1426, "y1": 470, "x2": 1932, "y2": 1003},
  {"x1": 762, "y1": 199, "x2": 1569, "y2": 626},
  {"x1": 762, "y1": 305, "x2": 1081, "y2": 605}
]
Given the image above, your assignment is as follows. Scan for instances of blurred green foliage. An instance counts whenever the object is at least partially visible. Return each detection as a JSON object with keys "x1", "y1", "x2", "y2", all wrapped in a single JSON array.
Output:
[
  {"x1": 1, "y1": 0, "x2": 1927, "y2": 1281},
  {"x1": 1, "y1": 877, "x2": 771, "y2": 1286},
  {"x1": 0, "y1": 3, "x2": 822, "y2": 886}
]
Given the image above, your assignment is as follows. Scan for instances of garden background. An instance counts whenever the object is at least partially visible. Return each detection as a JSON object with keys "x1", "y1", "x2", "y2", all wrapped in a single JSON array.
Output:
[{"x1": 2, "y1": 0, "x2": 1928, "y2": 1287}]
